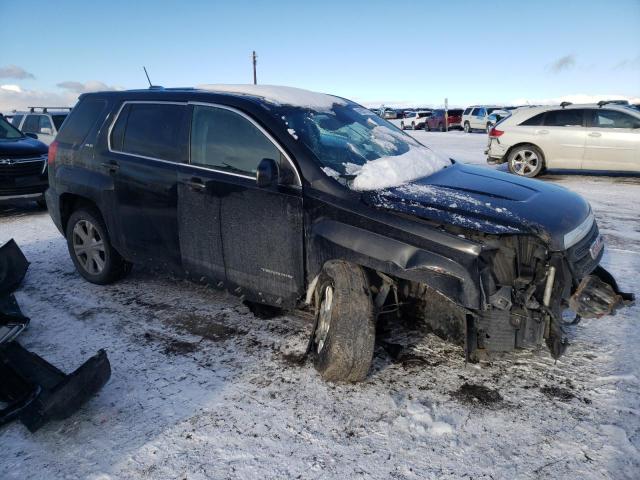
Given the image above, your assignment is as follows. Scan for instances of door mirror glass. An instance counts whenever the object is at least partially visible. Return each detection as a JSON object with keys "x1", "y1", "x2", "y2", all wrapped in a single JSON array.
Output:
[{"x1": 256, "y1": 158, "x2": 278, "y2": 188}]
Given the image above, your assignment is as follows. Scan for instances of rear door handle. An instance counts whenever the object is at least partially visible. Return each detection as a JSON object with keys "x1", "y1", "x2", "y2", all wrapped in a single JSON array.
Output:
[
  {"x1": 588, "y1": 132, "x2": 602, "y2": 137},
  {"x1": 183, "y1": 178, "x2": 206, "y2": 192},
  {"x1": 536, "y1": 129, "x2": 549, "y2": 135},
  {"x1": 101, "y1": 161, "x2": 119, "y2": 173}
]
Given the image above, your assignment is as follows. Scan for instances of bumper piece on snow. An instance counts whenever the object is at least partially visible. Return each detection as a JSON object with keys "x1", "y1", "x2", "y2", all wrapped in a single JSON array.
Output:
[
  {"x1": 569, "y1": 266, "x2": 635, "y2": 318},
  {"x1": 0, "y1": 342, "x2": 111, "y2": 432},
  {"x1": 0, "y1": 238, "x2": 111, "y2": 432}
]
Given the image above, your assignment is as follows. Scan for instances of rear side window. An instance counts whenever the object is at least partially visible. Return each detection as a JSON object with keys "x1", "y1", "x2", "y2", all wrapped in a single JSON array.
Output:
[
  {"x1": 463, "y1": 107, "x2": 472, "y2": 115},
  {"x1": 51, "y1": 114, "x2": 67, "y2": 130},
  {"x1": 520, "y1": 112, "x2": 545, "y2": 126},
  {"x1": 57, "y1": 98, "x2": 108, "y2": 146},
  {"x1": 190, "y1": 105, "x2": 280, "y2": 176},
  {"x1": 591, "y1": 109, "x2": 640, "y2": 129},
  {"x1": 543, "y1": 109, "x2": 584, "y2": 127},
  {"x1": 112, "y1": 103, "x2": 187, "y2": 162},
  {"x1": 471, "y1": 108, "x2": 480, "y2": 115}
]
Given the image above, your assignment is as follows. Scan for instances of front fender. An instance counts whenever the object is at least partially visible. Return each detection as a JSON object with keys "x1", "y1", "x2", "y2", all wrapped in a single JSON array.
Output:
[{"x1": 308, "y1": 219, "x2": 482, "y2": 309}]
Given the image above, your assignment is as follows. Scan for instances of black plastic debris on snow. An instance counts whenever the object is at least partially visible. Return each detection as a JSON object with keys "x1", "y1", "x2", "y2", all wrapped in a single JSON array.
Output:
[{"x1": 0, "y1": 239, "x2": 111, "y2": 432}]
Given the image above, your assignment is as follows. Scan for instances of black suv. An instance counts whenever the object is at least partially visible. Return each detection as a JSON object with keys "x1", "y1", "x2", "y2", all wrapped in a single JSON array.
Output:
[
  {"x1": 46, "y1": 86, "x2": 631, "y2": 382},
  {"x1": 0, "y1": 114, "x2": 49, "y2": 206}
]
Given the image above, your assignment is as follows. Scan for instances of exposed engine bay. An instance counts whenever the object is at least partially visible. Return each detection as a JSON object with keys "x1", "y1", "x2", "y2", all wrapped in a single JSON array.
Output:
[{"x1": 392, "y1": 224, "x2": 634, "y2": 361}]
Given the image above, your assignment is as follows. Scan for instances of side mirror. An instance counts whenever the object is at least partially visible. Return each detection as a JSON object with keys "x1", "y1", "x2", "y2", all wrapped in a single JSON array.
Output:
[
  {"x1": 40, "y1": 127, "x2": 53, "y2": 135},
  {"x1": 256, "y1": 158, "x2": 279, "y2": 188},
  {"x1": 24, "y1": 132, "x2": 38, "y2": 139}
]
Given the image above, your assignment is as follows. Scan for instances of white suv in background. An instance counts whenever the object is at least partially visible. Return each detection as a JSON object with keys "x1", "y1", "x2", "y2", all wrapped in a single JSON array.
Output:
[
  {"x1": 486, "y1": 102, "x2": 640, "y2": 177},
  {"x1": 10, "y1": 107, "x2": 71, "y2": 145},
  {"x1": 462, "y1": 105, "x2": 502, "y2": 133},
  {"x1": 400, "y1": 111, "x2": 431, "y2": 130}
]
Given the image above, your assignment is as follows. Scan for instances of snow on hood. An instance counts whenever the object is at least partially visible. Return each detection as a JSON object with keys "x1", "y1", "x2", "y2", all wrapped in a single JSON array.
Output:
[
  {"x1": 197, "y1": 84, "x2": 346, "y2": 111},
  {"x1": 351, "y1": 147, "x2": 450, "y2": 191}
]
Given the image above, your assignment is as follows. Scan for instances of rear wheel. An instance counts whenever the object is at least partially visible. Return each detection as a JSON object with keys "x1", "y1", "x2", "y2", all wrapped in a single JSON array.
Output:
[
  {"x1": 464, "y1": 122, "x2": 471, "y2": 133},
  {"x1": 311, "y1": 261, "x2": 375, "y2": 382},
  {"x1": 507, "y1": 144, "x2": 545, "y2": 177},
  {"x1": 35, "y1": 194, "x2": 47, "y2": 209},
  {"x1": 66, "y1": 208, "x2": 132, "y2": 284},
  {"x1": 411, "y1": 121, "x2": 415, "y2": 130},
  {"x1": 400, "y1": 121, "x2": 405, "y2": 130}
]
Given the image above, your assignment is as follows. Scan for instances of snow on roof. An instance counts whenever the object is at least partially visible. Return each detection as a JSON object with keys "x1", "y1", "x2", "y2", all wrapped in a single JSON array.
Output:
[{"x1": 197, "y1": 84, "x2": 346, "y2": 110}]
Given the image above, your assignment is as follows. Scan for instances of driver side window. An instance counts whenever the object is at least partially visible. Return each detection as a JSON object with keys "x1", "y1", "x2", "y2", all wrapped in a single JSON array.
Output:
[{"x1": 190, "y1": 105, "x2": 290, "y2": 180}]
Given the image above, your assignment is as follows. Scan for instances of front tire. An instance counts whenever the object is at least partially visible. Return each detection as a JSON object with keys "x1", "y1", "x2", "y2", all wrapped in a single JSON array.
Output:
[
  {"x1": 464, "y1": 122, "x2": 471, "y2": 133},
  {"x1": 66, "y1": 208, "x2": 132, "y2": 284},
  {"x1": 507, "y1": 144, "x2": 545, "y2": 178},
  {"x1": 311, "y1": 261, "x2": 375, "y2": 382},
  {"x1": 35, "y1": 194, "x2": 47, "y2": 209},
  {"x1": 411, "y1": 122, "x2": 415, "y2": 130}
]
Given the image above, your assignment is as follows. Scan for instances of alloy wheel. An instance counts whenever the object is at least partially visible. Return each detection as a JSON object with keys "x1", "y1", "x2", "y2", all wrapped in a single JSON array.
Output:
[
  {"x1": 72, "y1": 220, "x2": 106, "y2": 275},
  {"x1": 315, "y1": 285, "x2": 333, "y2": 353},
  {"x1": 511, "y1": 149, "x2": 540, "y2": 176}
]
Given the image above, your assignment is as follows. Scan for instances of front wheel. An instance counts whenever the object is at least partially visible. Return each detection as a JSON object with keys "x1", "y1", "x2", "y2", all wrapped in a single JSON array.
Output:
[
  {"x1": 312, "y1": 261, "x2": 375, "y2": 382},
  {"x1": 400, "y1": 121, "x2": 405, "y2": 130},
  {"x1": 507, "y1": 145, "x2": 545, "y2": 178},
  {"x1": 464, "y1": 122, "x2": 471, "y2": 133},
  {"x1": 411, "y1": 122, "x2": 415, "y2": 130},
  {"x1": 66, "y1": 208, "x2": 132, "y2": 284}
]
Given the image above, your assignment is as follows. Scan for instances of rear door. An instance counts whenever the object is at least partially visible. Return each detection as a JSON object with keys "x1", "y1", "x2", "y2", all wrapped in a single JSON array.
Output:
[
  {"x1": 583, "y1": 108, "x2": 640, "y2": 171},
  {"x1": 471, "y1": 108, "x2": 484, "y2": 129},
  {"x1": 106, "y1": 101, "x2": 188, "y2": 267},
  {"x1": 181, "y1": 103, "x2": 304, "y2": 306},
  {"x1": 535, "y1": 108, "x2": 586, "y2": 169}
]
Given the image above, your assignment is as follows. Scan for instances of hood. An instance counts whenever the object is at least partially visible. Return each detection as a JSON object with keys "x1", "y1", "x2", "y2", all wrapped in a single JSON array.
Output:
[
  {"x1": 362, "y1": 162, "x2": 591, "y2": 250},
  {"x1": 0, "y1": 136, "x2": 48, "y2": 157}
]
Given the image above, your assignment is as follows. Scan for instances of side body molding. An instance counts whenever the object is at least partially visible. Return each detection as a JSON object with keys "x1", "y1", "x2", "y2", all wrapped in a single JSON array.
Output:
[{"x1": 310, "y1": 219, "x2": 482, "y2": 309}]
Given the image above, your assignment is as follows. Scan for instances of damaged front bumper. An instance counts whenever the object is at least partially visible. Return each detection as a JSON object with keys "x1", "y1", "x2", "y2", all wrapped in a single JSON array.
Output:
[{"x1": 0, "y1": 239, "x2": 111, "y2": 432}]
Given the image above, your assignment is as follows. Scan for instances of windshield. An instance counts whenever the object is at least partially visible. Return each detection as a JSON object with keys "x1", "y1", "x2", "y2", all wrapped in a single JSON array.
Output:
[
  {"x1": 0, "y1": 116, "x2": 24, "y2": 140},
  {"x1": 266, "y1": 100, "x2": 450, "y2": 191}
]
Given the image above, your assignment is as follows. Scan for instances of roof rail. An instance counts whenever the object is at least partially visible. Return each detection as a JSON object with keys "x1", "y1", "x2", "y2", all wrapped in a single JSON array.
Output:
[
  {"x1": 597, "y1": 99, "x2": 629, "y2": 108},
  {"x1": 560, "y1": 102, "x2": 572, "y2": 109},
  {"x1": 27, "y1": 106, "x2": 73, "y2": 113}
]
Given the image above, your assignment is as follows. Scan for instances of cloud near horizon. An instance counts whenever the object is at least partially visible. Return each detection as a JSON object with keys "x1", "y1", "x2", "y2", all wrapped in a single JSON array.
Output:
[
  {"x1": 57, "y1": 80, "x2": 121, "y2": 94},
  {"x1": 0, "y1": 65, "x2": 35, "y2": 80},
  {"x1": 548, "y1": 54, "x2": 576, "y2": 73}
]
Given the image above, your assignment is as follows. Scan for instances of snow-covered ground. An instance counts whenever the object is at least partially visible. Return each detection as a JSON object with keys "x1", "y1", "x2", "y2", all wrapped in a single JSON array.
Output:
[{"x1": 1, "y1": 130, "x2": 639, "y2": 479}]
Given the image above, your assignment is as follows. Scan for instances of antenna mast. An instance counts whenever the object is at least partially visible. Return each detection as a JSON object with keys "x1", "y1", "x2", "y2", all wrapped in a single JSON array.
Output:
[
  {"x1": 143, "y1": 66, "x2": 152, "y2": 87},
  {"x1": 252, "y1": 51, "x2": 257, "y2": 85}
]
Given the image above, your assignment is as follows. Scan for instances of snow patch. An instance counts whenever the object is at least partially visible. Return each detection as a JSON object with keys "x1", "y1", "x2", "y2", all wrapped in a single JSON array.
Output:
[
  {"x1": 351, "y1": 147, "x2": 449, "y2": 191},
  {"x1": 197, "y1": 84, "x2": 346, "y2": 110}
]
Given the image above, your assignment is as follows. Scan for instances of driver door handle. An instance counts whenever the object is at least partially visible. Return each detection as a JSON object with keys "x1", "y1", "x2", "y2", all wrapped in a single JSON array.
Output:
[
  {"x1": 588, "y1": 132, "x2": 602, "y2": 137},
  {"x1": 183, "y1": 178, "x2": 206, "y2": 192},
  {"x1": 101, "y1": 161, "x2": 119, "y2": 173}
]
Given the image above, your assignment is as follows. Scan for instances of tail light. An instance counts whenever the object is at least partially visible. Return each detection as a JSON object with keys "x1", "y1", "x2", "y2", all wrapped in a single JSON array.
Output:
[
  {"x1": 48, "y1": 140, "x2": 58, "y2": 165},
  {"x1": 489, "y1": 128, "x2": 504, "y2": 138}
]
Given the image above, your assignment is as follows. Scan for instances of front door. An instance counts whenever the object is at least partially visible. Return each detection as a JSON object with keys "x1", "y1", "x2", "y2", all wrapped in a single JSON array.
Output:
[
  {"x1": 183, "y1": 103, "x2": 304, "y2": 306},
  {"x1": 583, "y1": 108, "x2": 640, "y2": 171}
]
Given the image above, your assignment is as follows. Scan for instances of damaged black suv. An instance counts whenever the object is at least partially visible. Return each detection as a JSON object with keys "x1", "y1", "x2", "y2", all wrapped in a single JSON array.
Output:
[{"x1": 45, "y1": 85, "x2": 632, "y2": 382}]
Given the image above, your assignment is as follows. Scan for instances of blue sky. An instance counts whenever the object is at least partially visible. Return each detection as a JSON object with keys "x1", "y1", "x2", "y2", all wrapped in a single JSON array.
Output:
[{"x1": 1, "y1": 0, "x2": 639, "y2": 109}]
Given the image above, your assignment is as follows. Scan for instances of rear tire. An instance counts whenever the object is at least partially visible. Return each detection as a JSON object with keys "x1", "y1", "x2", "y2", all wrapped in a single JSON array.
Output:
[
  {"x1": 507, "y1": 144, "x2": 545, "y2": 178},
  {"x1": 311, "y1": 261, "x2": 375, "y2": 382},
  {"x1": 65, "y1": 207, "x2": 132, "y2": 284},
  {"x1": 411, "y1": 122, "x2": 415, "y2": 130},
  {"x1": 400, "y1": 121, "x2": 405, "y2": 130},
  {"x1": 464, "y1": 122, "x2": 471, "y2": 133},
  {"x1": 35, "y1": 194, "x2": 47, "y2": 209}
]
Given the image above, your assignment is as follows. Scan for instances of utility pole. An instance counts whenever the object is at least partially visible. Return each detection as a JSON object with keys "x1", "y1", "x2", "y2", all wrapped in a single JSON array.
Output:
[{"x1": 252, "y1": 51, "x2": 257, "y2": 85}]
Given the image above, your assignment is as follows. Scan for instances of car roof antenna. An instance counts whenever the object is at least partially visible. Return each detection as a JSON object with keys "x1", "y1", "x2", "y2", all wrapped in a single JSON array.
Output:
[{"x1": 143, "y1": 66, "x2": 153, "y2": 88}]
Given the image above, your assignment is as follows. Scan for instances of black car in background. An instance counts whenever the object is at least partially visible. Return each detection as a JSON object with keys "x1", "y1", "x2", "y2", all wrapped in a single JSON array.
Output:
[
  {"x1": 0, "y1": 114, "x2": 49, "y2": 207},
  {"x1": 45, "y1": 86, "x2": 630, "y2": 382}
]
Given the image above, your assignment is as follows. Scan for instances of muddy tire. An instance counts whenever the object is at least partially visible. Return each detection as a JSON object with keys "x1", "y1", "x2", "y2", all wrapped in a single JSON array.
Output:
[
  {"x1": 311, "y1": 261, "x2": 375, "y2": 382},
  {"x1": 66, "y1": 207, "x2": 132, "y2": 284}
]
